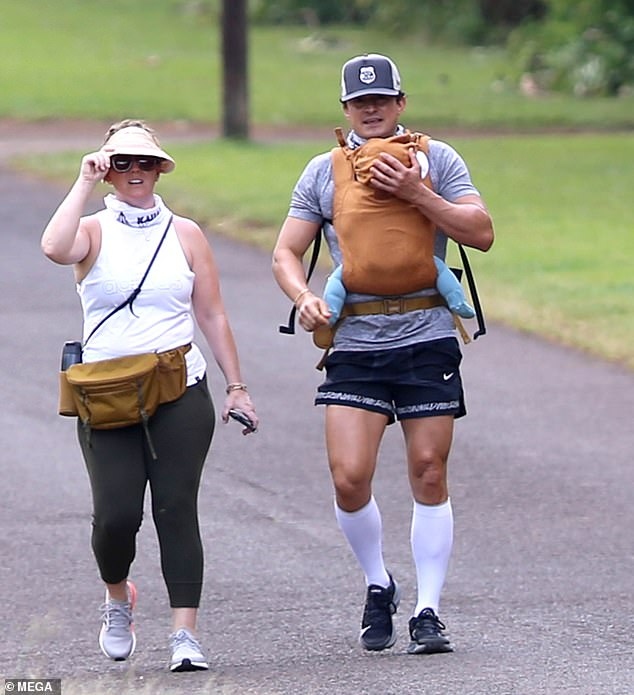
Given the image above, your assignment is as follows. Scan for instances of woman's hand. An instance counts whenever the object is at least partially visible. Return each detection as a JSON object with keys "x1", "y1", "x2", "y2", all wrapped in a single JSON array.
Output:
[
  {"x1": 79, "y1": 150, "x2": 111, "y2": 186},
  {"x1": 222, "y1": 388, "x2": 258, "y2": 436}
]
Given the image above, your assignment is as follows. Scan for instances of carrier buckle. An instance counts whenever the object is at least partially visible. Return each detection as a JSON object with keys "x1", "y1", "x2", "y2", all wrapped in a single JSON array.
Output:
[{"x1": 383, "y1": 298, "x2": 404, "y2": 315}]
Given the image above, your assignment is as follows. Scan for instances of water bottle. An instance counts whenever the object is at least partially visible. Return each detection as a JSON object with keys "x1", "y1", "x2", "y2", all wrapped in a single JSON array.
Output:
[{"x1": 61, "y1": 341, "x2": 83, "y2": 370}]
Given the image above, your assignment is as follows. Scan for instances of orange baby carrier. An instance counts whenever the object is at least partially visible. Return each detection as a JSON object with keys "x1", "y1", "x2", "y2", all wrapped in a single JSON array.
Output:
[{"x1": 331, "y1": 128, "x2": 437, "y2": 296}]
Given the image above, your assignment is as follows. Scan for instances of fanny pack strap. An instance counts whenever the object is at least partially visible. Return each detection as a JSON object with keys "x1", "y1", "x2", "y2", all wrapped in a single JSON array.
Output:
[{"x1": 83, "y1": 215, "x2": 173, "y2": 349}]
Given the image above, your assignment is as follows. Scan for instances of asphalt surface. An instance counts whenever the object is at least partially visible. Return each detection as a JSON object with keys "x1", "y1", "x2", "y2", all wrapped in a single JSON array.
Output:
[{"x1": 1, "y1": 136, "x2": 633, "y2": 695}]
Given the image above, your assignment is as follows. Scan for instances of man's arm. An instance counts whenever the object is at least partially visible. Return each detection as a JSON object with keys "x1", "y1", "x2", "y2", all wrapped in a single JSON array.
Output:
[
  {"x1": 370, "y1": 149, "x2": 494, "y2": 252},
  {"x1": 272, "y1": 216, "x2": 331, "y2": 331}
]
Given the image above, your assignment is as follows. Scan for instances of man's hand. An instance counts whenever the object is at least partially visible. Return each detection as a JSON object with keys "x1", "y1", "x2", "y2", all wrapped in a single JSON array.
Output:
[
  {"x1": 369, "y1": 148, "x2": 423, "y2": 203},
  {"x1": 297, "y1": 290, "x2": 331, "y2": 332}
]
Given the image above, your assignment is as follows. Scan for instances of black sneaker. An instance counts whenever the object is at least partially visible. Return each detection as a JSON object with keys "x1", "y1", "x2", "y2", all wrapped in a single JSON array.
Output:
[
  {"x1": 407, "y1": 607, "x2": 453, "y2": 654},
  {"x1": 359, "y1": 574, "x2": 401, "y2": 651}
]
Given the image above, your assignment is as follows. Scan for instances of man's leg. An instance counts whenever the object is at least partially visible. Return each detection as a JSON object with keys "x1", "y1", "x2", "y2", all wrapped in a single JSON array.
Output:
[
  {"x1": 402, "y1": 416, "x2": 455, "y2": 653},
  {"x1": 326, "y1": 404, "x2": 389, "y2": 578},
  {"x1": 325, "y1": 405, "x2": 400, "y2": 650}
]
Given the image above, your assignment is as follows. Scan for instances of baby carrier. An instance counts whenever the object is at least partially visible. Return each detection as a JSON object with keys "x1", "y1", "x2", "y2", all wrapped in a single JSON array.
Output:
[
  {"x1": 279, "y1": 129, "x2": 486, "y2": 346},
  {"x1": 331, "y1": 128, "x2": 437, "y2": 295}
]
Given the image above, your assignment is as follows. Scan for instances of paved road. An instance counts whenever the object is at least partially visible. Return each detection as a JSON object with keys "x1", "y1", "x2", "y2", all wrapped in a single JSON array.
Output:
[{"x1": 1, "y1": 157, "x2": 633, "y2": 695}]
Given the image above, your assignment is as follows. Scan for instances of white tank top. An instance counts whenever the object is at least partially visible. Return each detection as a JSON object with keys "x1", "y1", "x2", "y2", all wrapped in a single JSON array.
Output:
[{"x1": 77, "y1": 209, "x2": 207, "y2": 385}]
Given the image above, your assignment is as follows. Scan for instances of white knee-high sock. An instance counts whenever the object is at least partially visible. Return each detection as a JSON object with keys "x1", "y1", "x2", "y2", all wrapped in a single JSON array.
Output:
[
  {"x1": 334, "y1": 496, "x2": 390, "y2": 588},
  {"x1": 410, "y1": 499, "x2": 453, "y2": 615}
]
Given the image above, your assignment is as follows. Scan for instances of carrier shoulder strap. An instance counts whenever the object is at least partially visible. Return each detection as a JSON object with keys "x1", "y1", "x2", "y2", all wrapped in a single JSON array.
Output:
[
  {"x1": 457, "y1": 243, "x2": 486, "y2": 340},
  {"x1": 278, "y1": 128, "x2": 351, "y2": 335},
  {"x1": 331, "y1": 127, "x2": 353, "y2": 185},
  {"x1": 83, "y1": 214, "x2": 173, "y2": 348},
  {"x1": 278, "y1": 224, "x2": 324, "y2": 335}
]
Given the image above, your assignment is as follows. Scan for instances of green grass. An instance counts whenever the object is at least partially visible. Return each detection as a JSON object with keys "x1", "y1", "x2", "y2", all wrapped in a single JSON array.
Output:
[
  {"x1": 3, "y1": 0, "x2": 634, "y2": 130},
  {"x1": 5, "y1": 1, "x2": 634, "y2": 369},
  {"x1": 445, "y1": 134, "x2": 634, "y2": 368},
  {"x1": 20, "y1": 132, "x2": 634, "y2": 369}
]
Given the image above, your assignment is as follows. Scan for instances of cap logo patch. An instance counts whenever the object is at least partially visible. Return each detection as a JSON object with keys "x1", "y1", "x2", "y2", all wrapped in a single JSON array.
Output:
[{"x1": 359, "y1": 66, "x2": 377, "y2": 85}]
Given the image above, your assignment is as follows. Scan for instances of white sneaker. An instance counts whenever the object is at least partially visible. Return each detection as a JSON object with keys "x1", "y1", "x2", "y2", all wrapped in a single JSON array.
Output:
[
  {"x1": 169, "y1": 628, "x2": 209, "y2": 672},
  {"x1": 99, "y1": 580, "x2": 137, "y2": 661}
]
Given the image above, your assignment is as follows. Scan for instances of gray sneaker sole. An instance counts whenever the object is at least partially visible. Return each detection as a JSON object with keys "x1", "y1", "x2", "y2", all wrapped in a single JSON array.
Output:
[
  {"x1": 170, "y1": 658, "x2": 209, "y2": 672},
  {"x1": 406, "y1": 637, "x2": 453, "y2": 655},
  {"x1": 99, "y1": 630, "x2": 136, "y2": 661}
]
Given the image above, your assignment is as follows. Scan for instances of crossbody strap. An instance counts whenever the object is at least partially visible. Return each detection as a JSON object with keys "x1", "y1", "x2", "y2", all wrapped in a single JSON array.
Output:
[{"x1": 83, "y1": 214, "x2": 174, "y2": 348}]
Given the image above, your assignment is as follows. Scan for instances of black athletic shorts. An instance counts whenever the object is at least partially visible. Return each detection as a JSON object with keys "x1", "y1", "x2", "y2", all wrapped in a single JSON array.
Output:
[{"x1": 315, "y1": 337, "x2": 466, "y2": 424}]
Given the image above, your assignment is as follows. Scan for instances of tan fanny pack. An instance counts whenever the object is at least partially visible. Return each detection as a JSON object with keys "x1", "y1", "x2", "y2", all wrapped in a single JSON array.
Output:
[{"x1": 59, "y1": 345, "x2": 191, "y2": 429}]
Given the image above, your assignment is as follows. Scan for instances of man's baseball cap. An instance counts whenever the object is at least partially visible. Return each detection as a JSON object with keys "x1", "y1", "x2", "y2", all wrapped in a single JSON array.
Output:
[{"x1": 340, "y1": 53, "x2": 402, "y2": 102}]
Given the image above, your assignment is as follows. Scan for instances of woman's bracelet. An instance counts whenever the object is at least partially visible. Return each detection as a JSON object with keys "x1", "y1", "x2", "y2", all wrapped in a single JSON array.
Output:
[
  {"x1": 293, "y1": 287, "x2": 310, "y2": 306},
  {"x1": 226, "y1": 382, "x2": 248, "y2": 394}
]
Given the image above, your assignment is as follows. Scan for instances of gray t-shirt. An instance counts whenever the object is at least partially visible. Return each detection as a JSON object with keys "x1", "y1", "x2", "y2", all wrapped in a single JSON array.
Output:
[{"x1": 288, "y1": 132, "x2": 480, "y2": 352}]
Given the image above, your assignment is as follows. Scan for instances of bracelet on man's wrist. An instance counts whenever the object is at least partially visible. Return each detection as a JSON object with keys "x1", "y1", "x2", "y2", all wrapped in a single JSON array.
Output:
[
  {"x1": 293, "y1": 287, "x2": 310, "y2": 306},
  {"x1": 226, "y1": 382, "x2": 248, "y2": 394}
]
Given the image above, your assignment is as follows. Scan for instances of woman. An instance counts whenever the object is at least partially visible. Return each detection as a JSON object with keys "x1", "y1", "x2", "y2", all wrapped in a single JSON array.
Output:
[{"x1": 41, "y1": 119, "x2": 258, "y2": 671}]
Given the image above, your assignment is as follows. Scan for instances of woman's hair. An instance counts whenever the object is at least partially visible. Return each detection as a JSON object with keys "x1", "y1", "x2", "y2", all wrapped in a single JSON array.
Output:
[{"x1": 102, "y1": 119, "x2": 160, "y2": 147}]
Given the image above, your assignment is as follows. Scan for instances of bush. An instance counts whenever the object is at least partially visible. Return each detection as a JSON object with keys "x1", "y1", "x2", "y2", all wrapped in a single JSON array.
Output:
[
  {"x1": 249, "y1": 0, "x2": 377, "y2": 25},
  {"x1": 511, "y1": 0, "x2": 634, "y2": 96},
  {"x1": 249, "y1": 0, "x2": 533, "y2": 44}
]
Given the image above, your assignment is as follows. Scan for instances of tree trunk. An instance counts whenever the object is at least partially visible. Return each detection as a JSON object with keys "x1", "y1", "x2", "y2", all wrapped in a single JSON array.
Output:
[{"x1": 221, "y1": 0, "x2": 249, "y2": 139}]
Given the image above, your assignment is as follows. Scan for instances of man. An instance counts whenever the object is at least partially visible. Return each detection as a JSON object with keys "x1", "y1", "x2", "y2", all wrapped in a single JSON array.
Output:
[{"x1": 272, "y1": 54, "x2": 494, "y2": 654}]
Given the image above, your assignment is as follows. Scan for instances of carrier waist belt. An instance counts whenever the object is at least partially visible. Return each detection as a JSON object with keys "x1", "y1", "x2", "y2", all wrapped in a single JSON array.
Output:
[{"x1": 341, "y1": 294, "x2": 445, "y2": 317}]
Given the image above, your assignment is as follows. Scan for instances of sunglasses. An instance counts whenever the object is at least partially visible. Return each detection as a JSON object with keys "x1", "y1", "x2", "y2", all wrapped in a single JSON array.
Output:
[{"x1": 110, "y1": 155, "x2": 160, "y2": 173}]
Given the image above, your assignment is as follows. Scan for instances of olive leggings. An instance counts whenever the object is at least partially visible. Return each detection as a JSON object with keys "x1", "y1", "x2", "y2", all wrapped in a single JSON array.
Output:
[{"x1": 78, "y1": 376, "x2": 215, "y2": 608}]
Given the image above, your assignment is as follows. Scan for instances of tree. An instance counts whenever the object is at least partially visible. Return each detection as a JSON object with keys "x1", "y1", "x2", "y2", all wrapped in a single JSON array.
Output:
[
  {"x1": 222, "y1": 0, "x2": 249, "y2": 138},
  {"x1": 479, "y1": 0, "x2": 546, "y2": 26}
]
